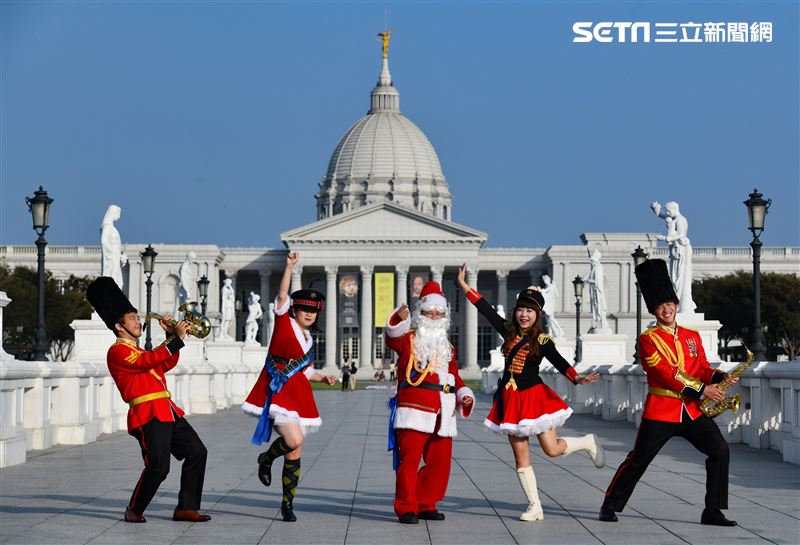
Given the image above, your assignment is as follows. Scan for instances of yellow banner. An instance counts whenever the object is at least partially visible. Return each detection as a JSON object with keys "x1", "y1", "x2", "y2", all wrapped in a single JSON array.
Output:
[{"x1": 374, "y1": 272, "x2": 395, "y2": 328}]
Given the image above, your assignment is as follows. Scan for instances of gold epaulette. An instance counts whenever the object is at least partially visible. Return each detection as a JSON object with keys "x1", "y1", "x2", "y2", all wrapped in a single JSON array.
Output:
[
  {"x1": 537, "y1": 333, "x2": 553, "y2": 345},
  {"x1": 642, "y1": 326, "x2": 658, "y2": 336}
]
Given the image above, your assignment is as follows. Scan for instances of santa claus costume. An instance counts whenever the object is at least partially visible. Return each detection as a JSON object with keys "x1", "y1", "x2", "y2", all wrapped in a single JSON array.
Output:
[{"x1": 385, "y1": 281, "x2": 474, "y2": 524}]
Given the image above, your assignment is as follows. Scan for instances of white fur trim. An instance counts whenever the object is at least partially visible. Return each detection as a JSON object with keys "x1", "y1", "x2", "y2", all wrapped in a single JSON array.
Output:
[
  {"x1": 241, "y1": 401, "x2": 263, "y2": 417},
  {"x1": 456, "y1": 386, "x2": 475, "y2": 419},
  {"x1": 419, "y1": 294, "x2": 447, "y2": 311},
  {"x1": 484, "y1": 408, "x2": 573, "y2": 437},
  {"x1": 386, "y1": 308, "x2": 411, "y2": 338},
  {"x1": 274, "y1": 296, "x2": 290, "y2": 316},
  {"x1": 437, "y1": 374, "x2": 458, "y2": 438},
  {"x1": 303, "y1": 365, "x2": 315, "y2": 379},
  {"x1": 269, "y1": 403, "x2": 322, "y2": 436},
  {"x1": 394, "y1": 407, "x2": 437, "y2": 434}
]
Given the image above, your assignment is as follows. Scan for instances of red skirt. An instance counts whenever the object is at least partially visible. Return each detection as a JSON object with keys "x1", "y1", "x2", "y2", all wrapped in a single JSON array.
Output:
[
  {"x1": 242, "y1": 367, "x2": 322, "y2": 436},
  {"x1": 484, "y1": 383, "x2": 572, "y2": 437}
]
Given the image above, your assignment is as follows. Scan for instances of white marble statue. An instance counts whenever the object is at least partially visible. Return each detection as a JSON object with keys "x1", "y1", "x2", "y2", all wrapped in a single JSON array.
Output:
[
  {"x1": 100, "y1": 205, "x2": 127, "y2": 289},
  {"x1": 539, "y1": 275, "x2": 565, "y2": 340},
  {"x1": 484, "y1": 304, "x2": 507, "y2": 372},
  {"x1": 218, "y1": 277, "x2": 235, "y2": 341},
  {"x1": 245, "y1": 292, "x2": 263, "y2": 345},
  {"x1": 586, "y1": 249, "x2": 610, "y2": 332},
  {"x1": 651, "y1": 201, "x2": 697, "y2": 313},
  {"x1": 177, "y1": 251, "x2": 197, "y2": 308}
]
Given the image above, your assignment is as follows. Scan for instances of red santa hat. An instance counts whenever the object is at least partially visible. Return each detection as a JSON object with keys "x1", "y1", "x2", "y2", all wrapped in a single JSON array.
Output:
[{"x1": 417, "y1": 281, "x2": 448, "y2": 312}]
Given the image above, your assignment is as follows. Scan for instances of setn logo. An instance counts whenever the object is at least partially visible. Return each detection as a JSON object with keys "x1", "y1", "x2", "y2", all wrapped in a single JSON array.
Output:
[{"x1": 573, "y1": 22, "x2": 651, "y2": 43}]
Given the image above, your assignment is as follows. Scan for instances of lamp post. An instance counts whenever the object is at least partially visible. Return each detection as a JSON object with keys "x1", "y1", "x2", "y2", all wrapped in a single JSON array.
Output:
[
  {"x1": 744, "y1": 188, "x2": 771, "y2": 361},
  {"x1": 631, "y1": 246, "x2": 649, "y2": 364},
  {"x1": 572, "y1": 275, "x2": 585, "y2": 363},
  {"x1": 25, "y1": 186, "x2": 54, "y2": 361},
  {"x1": 140, "y1": 244, "x2": 158, "y2": 350},
  {"x1": 197, "y1": 275, "x2": 210, "y2": 316}
]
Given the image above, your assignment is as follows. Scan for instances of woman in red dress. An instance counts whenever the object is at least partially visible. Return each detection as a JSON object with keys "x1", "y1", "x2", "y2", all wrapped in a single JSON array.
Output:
[
  {"x1": 457, "y1": 264, "x2": 605, "y2": 521},
  {"x1": 242, "y1": 252, "x2": 336, "y2": 522}
]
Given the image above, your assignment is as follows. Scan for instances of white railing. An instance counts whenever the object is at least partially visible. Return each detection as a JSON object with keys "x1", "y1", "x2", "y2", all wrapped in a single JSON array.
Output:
[
  {"x1": 538, "y1": 359, "x2": 800, "y2": 464},
  {"x1": 0, "y1": 356, "x2": 264, "y2": 468}
]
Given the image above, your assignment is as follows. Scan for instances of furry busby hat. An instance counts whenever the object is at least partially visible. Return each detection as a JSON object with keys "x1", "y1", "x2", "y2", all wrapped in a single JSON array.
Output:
[
  {"x1": 86, "y1": 277, "x2": 137, "y2": 331},
  {"x1": 418, "y1": 281, "x2": 447, "y2": 312},
  {"x1": 515, "y1": 288, "x2": 544, "y2": 310},
  {"x1": 635, "y1": 259, "x2": 679, "y2": 313},
  {"x1": 291, "y1": 289, "x2": 325, "y2": 312}
]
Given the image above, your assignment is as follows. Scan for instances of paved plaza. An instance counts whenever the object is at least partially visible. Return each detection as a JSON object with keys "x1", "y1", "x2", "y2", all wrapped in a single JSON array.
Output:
[{"x1": 1, "y1": 388, "x2": 798, "y2": 545}]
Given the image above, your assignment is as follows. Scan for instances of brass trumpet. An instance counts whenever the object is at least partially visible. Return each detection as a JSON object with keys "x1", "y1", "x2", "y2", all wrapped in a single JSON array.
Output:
[{"x1": 145, "y1": 302, "x2": 212, "y2": 339}]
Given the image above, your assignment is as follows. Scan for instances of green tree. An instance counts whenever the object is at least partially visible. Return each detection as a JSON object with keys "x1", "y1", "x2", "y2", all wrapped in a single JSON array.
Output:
[
  {"x1": 694, "y1": 271, "x2": 800, "y2": 360},
  {"x1": 0, "y1": 263, "x2": 94, "y2": 361}
]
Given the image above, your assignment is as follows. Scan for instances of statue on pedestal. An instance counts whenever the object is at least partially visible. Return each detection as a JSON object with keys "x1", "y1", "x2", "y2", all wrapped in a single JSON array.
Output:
[
  {"x1": 586, "y1": 249, "x2": 610, "y2": 333},
  {"x1": 651, "y1": 201, "x2": 696, "y2": 313},
  {"x1": 177, "y1": 251, "x2": 197, "y2": 314},
  {"x1": 245, "y1": 292, "x2": 263, "y2": 345},
  {"x1": 539, "y1": 275, "x2": 565, "y2": 340},
  {"x1": 218, "y1": 277, "x2": 235, "y2": 341},
  {"x1": 100, "y1": 205, "x2": 127, "y2": 290}
]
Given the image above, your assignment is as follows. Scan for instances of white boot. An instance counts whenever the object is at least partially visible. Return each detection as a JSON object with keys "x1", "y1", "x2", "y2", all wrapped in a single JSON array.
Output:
[
  {"x1": 515, "y1": 466, "x2": 544, "y2": 521},
  {"x1": 562, "y1": 434, "x2": 605, "y2": 468}
]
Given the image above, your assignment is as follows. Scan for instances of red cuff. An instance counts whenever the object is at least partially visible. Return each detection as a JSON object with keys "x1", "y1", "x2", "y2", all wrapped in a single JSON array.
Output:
[
  {"x1": 566, "y1": 367, "x2": 578, "y2": 383},
  {"x1": 389, "y1": 312, "x2": 403, "y2": 326},
  {"x1": 466, "y1": 288, "x2": 482, "y2": 304}
]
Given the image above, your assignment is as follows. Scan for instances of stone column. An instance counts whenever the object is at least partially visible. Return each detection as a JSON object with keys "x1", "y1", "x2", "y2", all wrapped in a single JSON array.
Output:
[
  {"x1": 324, "y1": 266, "x2": 338, "y2": 373},
  {"x1": 359, "y1": 265, "x2": 374, "y2": 368},
  {"x1": 396, "y1": 266, "x2": 408, "y2": 307},
  {"x1": 496, "y1": 269, "x2": 509, "y2": 312},
  {"x1": 290, "y1": 266, "x2": 303, "y2": 293},
  {"x1": 431, "y1": 265, "x2": 444, "y2": 286},
  {"x1": 259, "y1": 270, "x2": 271, "y2": 346},
  {"x1": 464, "y1": 268, "x2": 480, "y2": 377}
]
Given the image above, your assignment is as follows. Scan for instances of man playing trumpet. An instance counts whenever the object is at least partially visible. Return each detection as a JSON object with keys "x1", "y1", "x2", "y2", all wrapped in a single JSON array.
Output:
[{"x1": 86, "y1": 277, "x2": 212, "y2": 524}]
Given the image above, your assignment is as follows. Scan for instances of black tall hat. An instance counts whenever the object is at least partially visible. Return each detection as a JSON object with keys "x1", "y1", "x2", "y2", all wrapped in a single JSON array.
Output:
[
  {"x1": 635, "y1": 259, "x2": 679, "y2": 313},
  {"x1": 291, "y1": 289, "x2": 325, "y2": 312},
  {"x1": 86, "y1": 277, "x2": 137, "y2": 331},
  {"x1": 515, "y1": 288, "x2": 544, "y2": 310}
]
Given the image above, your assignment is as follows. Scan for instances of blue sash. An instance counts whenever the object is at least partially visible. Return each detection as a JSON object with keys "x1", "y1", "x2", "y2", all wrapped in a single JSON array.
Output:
[
  {"x1": 251, "y1": 350, "x2": 314, "y2": 445},
  {"x1": 387, "y1": 366, "x2": 423, "y2": 471}
]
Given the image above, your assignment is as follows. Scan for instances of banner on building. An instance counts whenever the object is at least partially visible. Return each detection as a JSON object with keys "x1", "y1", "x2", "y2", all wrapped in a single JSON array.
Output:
[
  {"x1": 408, "y1": 272, "x2": 430, "y2": 310},
  {"x1": 338, "y1": 273, "x2": 359, "y2": 327},
  {"x1": 374, "y1": 272, "x2": 395, "y2": 327}
]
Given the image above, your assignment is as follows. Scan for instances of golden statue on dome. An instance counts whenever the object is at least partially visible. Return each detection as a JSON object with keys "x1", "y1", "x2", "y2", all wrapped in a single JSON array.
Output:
[{"x1": 377, "y1": 29, "x2": 392, "y2": 59}]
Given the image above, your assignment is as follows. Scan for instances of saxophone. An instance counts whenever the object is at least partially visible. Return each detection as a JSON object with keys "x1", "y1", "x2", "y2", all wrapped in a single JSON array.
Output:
[
  {"x1": 700, "y1": 349, "x2": 754, "y2": 418},
  {"x1": 145, "y1": 302, "x2": 212, "y2": 339}
]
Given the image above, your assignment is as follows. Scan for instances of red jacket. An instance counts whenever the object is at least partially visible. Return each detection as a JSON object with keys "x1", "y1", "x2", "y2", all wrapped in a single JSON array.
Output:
[
  {"x1": 106, "y1": 336, "x2": 186, "y2": 433},
  {"x1": 639, "y1": 323, "x2": 724, "y2": 422},
  {"x1": 385, "y1": 309, "x2": 473, "y2": 437}
]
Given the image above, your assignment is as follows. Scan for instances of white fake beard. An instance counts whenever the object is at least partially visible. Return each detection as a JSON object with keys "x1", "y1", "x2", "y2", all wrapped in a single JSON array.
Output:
[{"x1": 413, "y1": 314, "x2": 452, "y2": 369}]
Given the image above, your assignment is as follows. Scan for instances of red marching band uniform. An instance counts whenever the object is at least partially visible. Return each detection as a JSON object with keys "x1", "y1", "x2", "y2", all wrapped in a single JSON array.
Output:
[
  {"x1": 385, "y1": 282, "x2": 474, "y2": 520},
  {"x1": 242, "y1": 297, "x2": 321, "y2": 435}
]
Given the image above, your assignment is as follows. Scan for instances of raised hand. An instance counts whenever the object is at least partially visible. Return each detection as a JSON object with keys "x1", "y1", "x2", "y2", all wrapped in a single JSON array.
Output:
[
  {"x1": 287, "y1": 252, "x2": 300, "y2": 267},
  {"x1": 457, "y1": 263, "x2": 470, "y2": 292},
  {"x1": 397, "y1": 304, "x2": 410, "y2": 321}
]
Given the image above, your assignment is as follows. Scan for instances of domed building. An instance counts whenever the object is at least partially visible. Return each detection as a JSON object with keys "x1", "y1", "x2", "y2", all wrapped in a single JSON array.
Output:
[
  {"x1": 4, "y1": 39, "x2": 795, "y2": 376},
  {"x1": 316, "y1": 55, "x2": 452, "y2": 221}
]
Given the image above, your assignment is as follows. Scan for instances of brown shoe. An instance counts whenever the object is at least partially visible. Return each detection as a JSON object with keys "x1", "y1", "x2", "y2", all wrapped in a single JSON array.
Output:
[
  {"x1": 172, "y1": 508, "x2": 211, "y2": 522},
  {"x1": 124, "y1": 507, "x2": 146, "y2": 523}
]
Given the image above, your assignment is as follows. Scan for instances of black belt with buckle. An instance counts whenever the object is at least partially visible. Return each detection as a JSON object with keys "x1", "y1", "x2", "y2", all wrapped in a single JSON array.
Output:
[{"x1": 398, "y1": 381, "x2": 455, "y2": 394}]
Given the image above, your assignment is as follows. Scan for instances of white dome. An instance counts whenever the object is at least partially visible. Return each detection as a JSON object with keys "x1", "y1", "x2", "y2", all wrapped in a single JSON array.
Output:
[
  {"x1": 316, "y1": 58, "x2": 453, "y2": 221},
  {"x1": 325, "y1": 112, "x2": 445, "y2": 182}
]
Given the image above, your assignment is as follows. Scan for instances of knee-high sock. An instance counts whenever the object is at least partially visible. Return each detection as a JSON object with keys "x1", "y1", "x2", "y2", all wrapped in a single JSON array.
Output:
[
  {"x1": 282, "y1": 458, "x2": 301, "y2": 505},
  {"x1": 264, "y1": 437, "x2": 291, "y2": 465}
]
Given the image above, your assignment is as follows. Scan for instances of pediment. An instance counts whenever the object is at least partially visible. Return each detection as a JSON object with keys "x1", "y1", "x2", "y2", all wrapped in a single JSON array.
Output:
[{"x1": 281, "y1": 202, "x2": 487, "y2": 244}]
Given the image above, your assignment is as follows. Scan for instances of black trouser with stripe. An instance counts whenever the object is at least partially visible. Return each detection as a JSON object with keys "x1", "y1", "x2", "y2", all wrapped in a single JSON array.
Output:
[
  {"x1": 129, "y1": 417, "x2": 208, "y2": 515},
  {"x1": 603, "y1": 411, "x2": 730, "y2": 512}
]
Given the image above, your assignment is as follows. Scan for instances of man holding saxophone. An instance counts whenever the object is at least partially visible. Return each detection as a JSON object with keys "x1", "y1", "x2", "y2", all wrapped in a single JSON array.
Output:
[
  {"x1": 86, "y1": 277, "x2": 211, "y2": 524},
  {"x1": 599, "y1": 259, "x2": 738, "y2": 527}
]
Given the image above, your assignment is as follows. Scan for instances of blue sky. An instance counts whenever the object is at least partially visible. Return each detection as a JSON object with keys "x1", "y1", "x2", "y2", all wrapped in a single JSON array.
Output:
[{"x1": 1, "y1": 1, "x2": 797, "y2": 249}]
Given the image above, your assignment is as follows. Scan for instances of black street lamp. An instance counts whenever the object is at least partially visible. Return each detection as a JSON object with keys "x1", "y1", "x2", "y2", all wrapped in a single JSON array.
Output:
[
  {"x1": 572, "y1": 275, "x2": 585, "y2": 363},
  {"x1": 744, "y1": 188, "x2": 771, "y2": 361},
  {"x1": 140, "y1": 244, "x2": 158, "y2": 350},
  {"x1": 631, "y1": 246, "x2": 649, "y2": 364},
  {"x1": 197, "y1": 275, "x2": 210, "y2": 316},
  {"x1": 25, "y1": 186, "x2": 54, "y2": 361}
]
